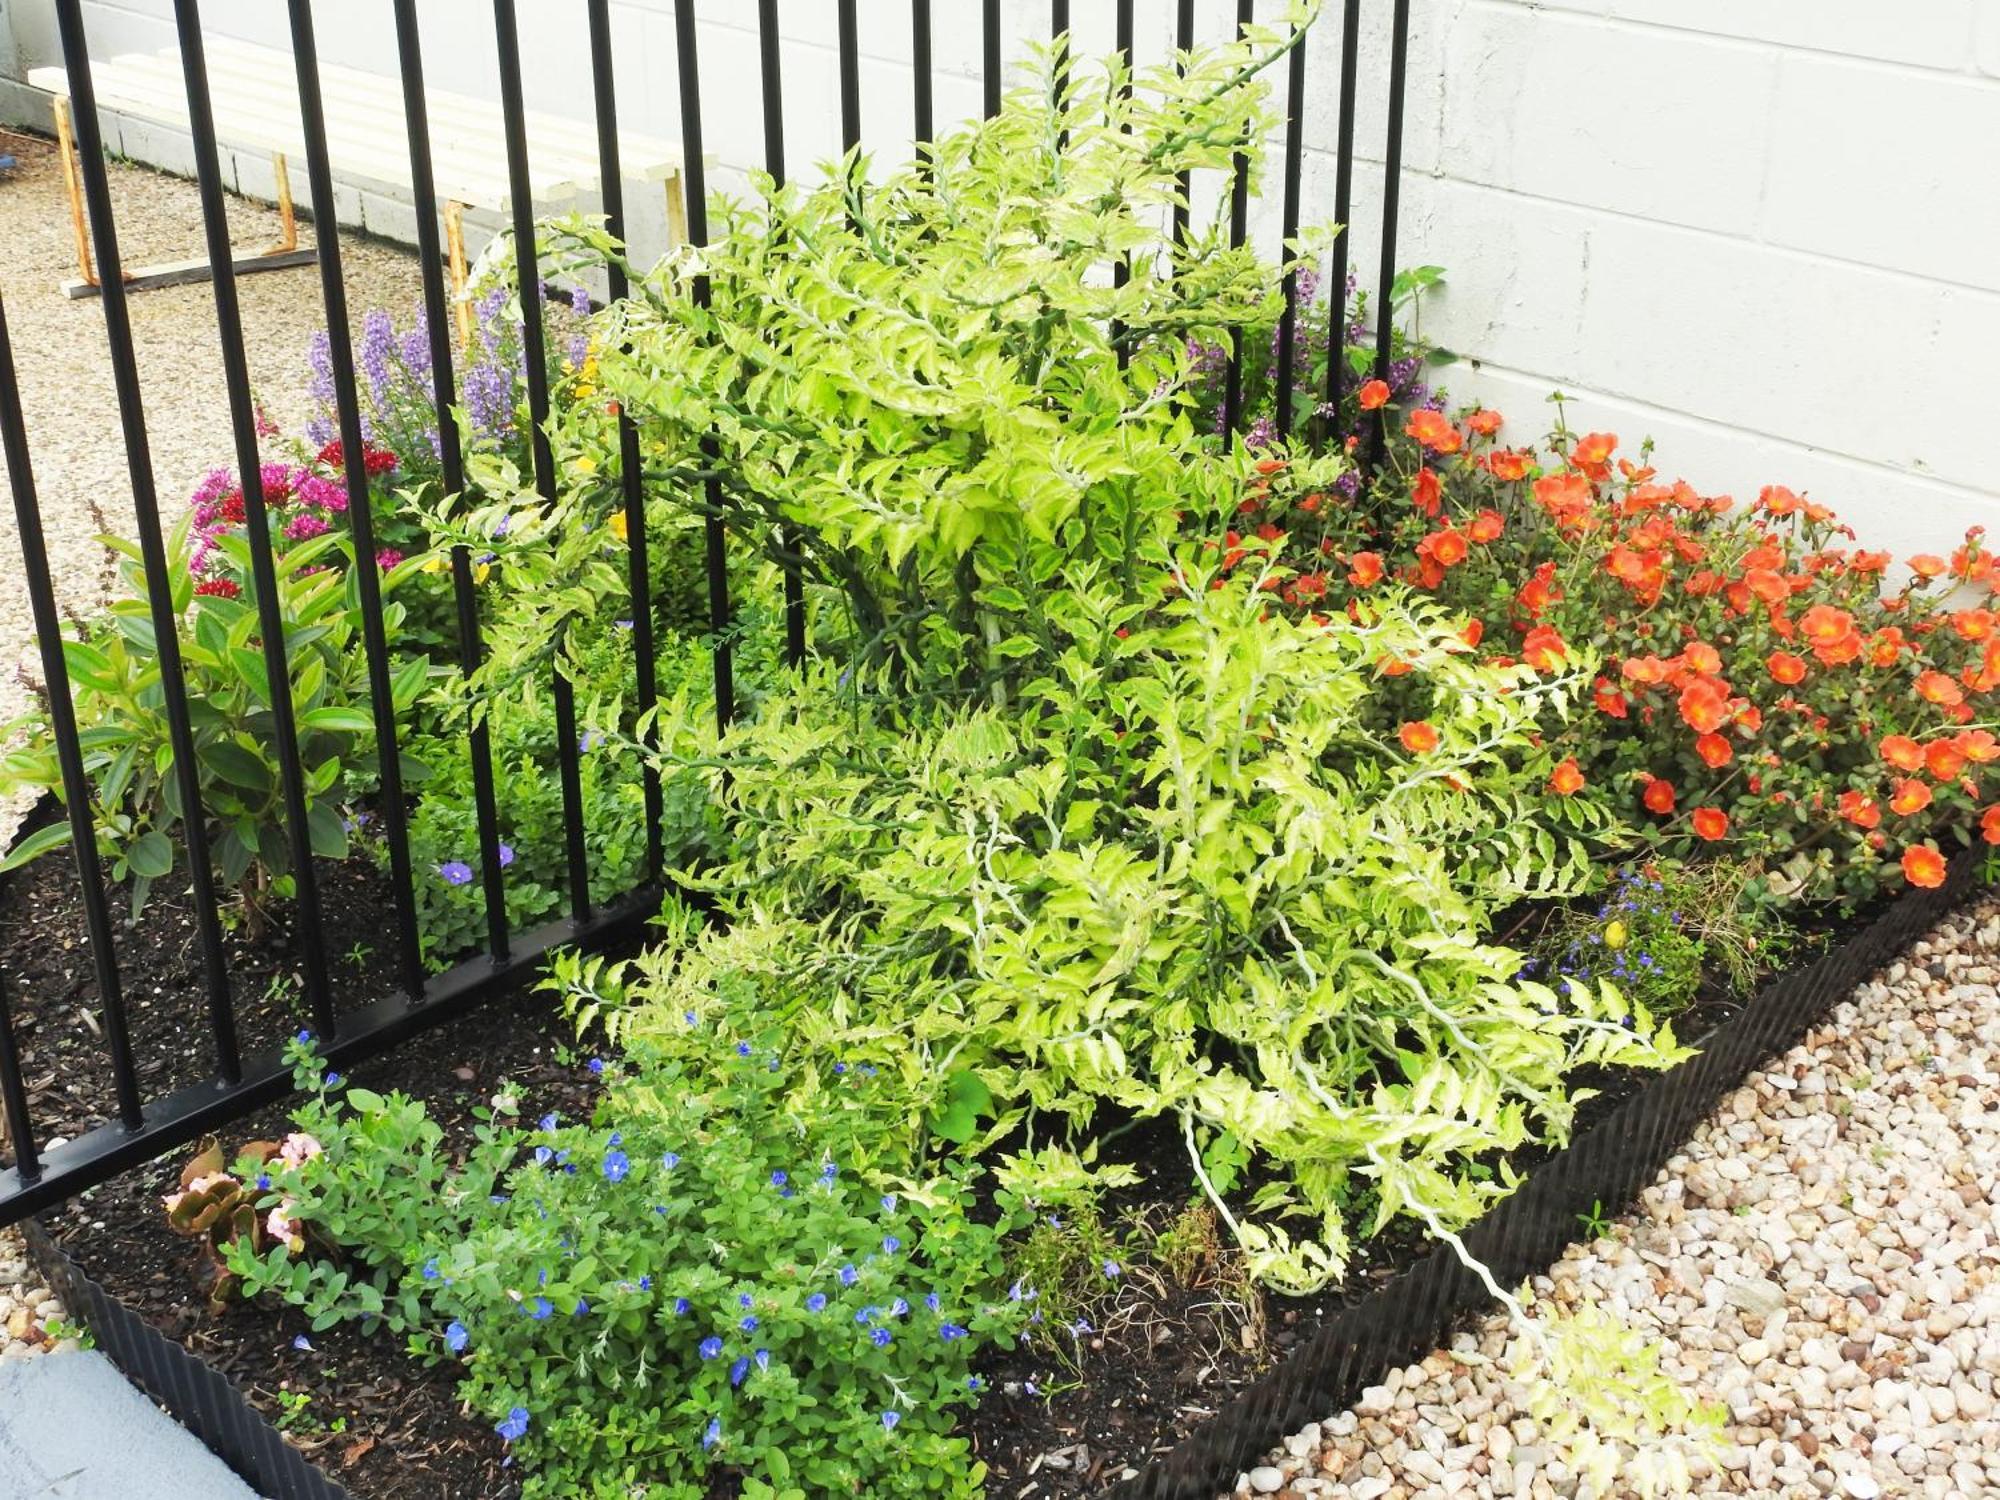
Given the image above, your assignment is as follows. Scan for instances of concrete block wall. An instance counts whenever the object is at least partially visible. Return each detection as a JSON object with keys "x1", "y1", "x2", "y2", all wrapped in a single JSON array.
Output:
[{"x1": 3, "y1": 0, "x2": 1994, "y2": 555}]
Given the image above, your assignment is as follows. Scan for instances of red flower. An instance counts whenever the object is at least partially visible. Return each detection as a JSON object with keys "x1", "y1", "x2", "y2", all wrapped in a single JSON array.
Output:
[
  {"x1": 1691, "y1": 806, "x2": 1729, "y2": 842},
  {"x1": 1468, "y1": 509, "x2": 1505, "y2": 543},
  {"x1": 1642, "y1": 777, "x2": 1676, "y2": 815},
  {"x1": 1405, "y1": 409, "x2": 1463, "y2": 455},
  {"x1": 1888, "y1": 778, "x2": 1933, "y2": 816},
  {"x1": 1418, "y1": 527, "x2": 1469, "y2": 569},
  {"x1": 1983, "y1": 804, "x2": 2000, "y2": 845},
  {"x1": 193, "y1": 577, "x2": 242, "y2": 599},
  {"x1": 1399, "y1": 720, "x2": 1440, "y2": 754},
  {"x1": 1901, "y1": 845, "x2": 1947, "y2": 888},
  {"x1": 1915, "y1": 670, "x2": 1964, "y2": 707},
  {"x1": 1521, "y1": 624, "x2": 1569, "y2": 673},
  {"x1": 1357, "y1": 379, "x2": 1391, "y2": 411},
  {"x1": 1766, "y1": 651, "x2": 1807, "y2": 685},
  {"x1": 1547, "y1": 758, "x2": 1586, "y2": 796},
  {"x1": 1593, "y1": 679, "x2": 1629, "y2": 718},
  {"x1": 1347, "y1": 551, "x2": 1385, "y2": 588},
  {"x1": 1465, "y1": 409, "x2": 1503, "y2": 437},
  {"x1": 1880, "y1": 735, "x2": 1924, "y2": 772},
  {"x1": 1516, "y1": 561, "x2": 1561, "y2": 617},
  {"x1": 1925, "y1": 739, "x2": 1968, "y2": 781},
  {"x1": 1411, "y1": 466, "x2": 1442, "y2": 517},
  {"x1": 1677, "y1": 679, "x2": 1730, "y2": 734},
  {"x1": 1838, "y1": 790, "x2": 1881, "y2": 829}
]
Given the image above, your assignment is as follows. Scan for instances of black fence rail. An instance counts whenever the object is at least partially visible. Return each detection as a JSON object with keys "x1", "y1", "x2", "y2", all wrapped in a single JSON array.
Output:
[{"x1": 0, "y1": 0, "x2": 1413, "y2": 1225}]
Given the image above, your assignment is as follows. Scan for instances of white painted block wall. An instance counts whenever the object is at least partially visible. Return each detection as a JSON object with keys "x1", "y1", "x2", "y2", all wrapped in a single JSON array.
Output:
[{"x1": 3, "y1": 0, "x2": 1995, "y2": 556}]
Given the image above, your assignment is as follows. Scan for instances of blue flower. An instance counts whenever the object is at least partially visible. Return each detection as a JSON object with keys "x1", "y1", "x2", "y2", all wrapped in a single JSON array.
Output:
[
  {"x1": 735, "y1": 1041, "x2": 752, "y2": 1058},
  {"x1": 738, "y1": 1293, "x2": 754, "y2": 1310},
  {"x1": 602, "y1": 1150, "x2": 630, "y2": 1183},
  {"x1": 770, "y1": 1170, "x2": 788, "y2": 1189},
  {"x1": 445, "y1": 1321, "x2": 469, "y2": 1353},
  {"x1": 856, "y1": 1307, "x2": 876, "y2": 1324},
  {"x1": 1103, "y1": 1260, "x2": 1121, "y2": 1279},
  {"x1": 295, "y1": 1029, "x2": 313, "y2": 1044},
  {"x1": 683, "y1": 1010, "x2": 697, "y2": 1026},
  {"x1": 740, "y1": 1314, "x2": 759, "y2": 1333},
  {"x1": 526, "y1": 1297, "x2": 553, "y2": 1320},
  {"x1": 324, "y1": 1073, "x2": 344, "y2": 1088},
  {"x1": 292, "y1": 1334, "x2": 313, "y2": 1352},
  {"x1": 730, "y1": 1356, "x2": 750, "y2": 1387},
  {"x1": 870, "y1": 1327, "x2": 893, "y2": 1348},
  {"x1": 940, "y1": 1323, "x2": 968, "y2": 1341},
  {"x1": 880, "y1": 1194, "x2": 898, "y2": 1213},
  {"x1": 660, "y1": 1152, "x2": 680, "y2": 1170},
  {"x1": 925, "y1": 1293, "x2": 941, "y2": 1313},
  {"x1": 572, "y1": 1298, "x2": 589, "y2": 1317},
  {"x1": 422, "y1": 1258, "x2": 440, "y2": 1281},
  {"x1": 496, "y1": 1407, "x2": 530, "y2": 1443},
  {"x1": 820, "y1": 1162, "x2": 838, "y2": 1183},
  {"x1": 839, "y1": 1265, "x2": 859, "y2": 1287},
  {"x1": 439, "y1": 860, "x2": 474, "y2": 886},
  {"x1": 539, "y1": 1112, "x2": 559, "y2": 1132},
  {"x1": 638, "y1": 1275, "x2": 652, "y2": 1291},
  {"x1": 967, "y1": 1376, "x2": 983, "y2": 1393},
  {"x1": 755, "y1": 1347, "x2": 770, "y2": 1371},
  {"x1": 534, "y1": 1145, "x2": 554, "y2": 1167},
  {"x1": 256, "y1": 1174, "x2": 271, "y2": 1192},
  {"x1": 588, "y1": 1058, "x2": 605, "y2": 1076},
  {"x1": 882, "y1": 1236, "x2": 901, "y2": 1255},
  {"x1": 701, "y1": 1417, "x2": 722, "y2": 1451},
  {"x1": 890, "y1": 1298, "x2": 909, "y2": 1317},
  {"x1": 699, "y1": 1337, "x2": 724, "y2": 1360},
  {"x1": 674, "y1": 1298, "x2": 691, "y2": 1316},
  {"x1": 881, "y1": 1410, "x2": 901, "y2": 1432},
  {"x1": 806, "y1": 1294, "x2": 827, "y2": 1314},
  {"x1": 578, "y1": 730, "x2": 600, "y2": 752},
  {"x1": 497, "y1": 843, "x2": 516, "y2": 868},
  {"x1": 833, "y1": 1061, "x2": 847, "y2": 1075}
]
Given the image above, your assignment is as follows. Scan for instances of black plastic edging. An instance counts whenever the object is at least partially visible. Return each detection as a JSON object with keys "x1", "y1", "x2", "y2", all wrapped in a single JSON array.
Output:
[
  {"x1": 21, "y1": 1215, "x2": 353, "y2": 1500},
  {"x1": 1108, "y1": 846, "x2": 1984, "y2": 1500}
]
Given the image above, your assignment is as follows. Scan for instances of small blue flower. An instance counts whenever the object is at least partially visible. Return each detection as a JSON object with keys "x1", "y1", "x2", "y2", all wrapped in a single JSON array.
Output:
[
  {"x1": 890, "y1": 1298, "x2": 909, "y2": 1318},
  {"x1": 423, "y1": 1258, "x2": 440, "y2": 1281},
  {"x1": 819, "y1": 1162, "x2": 838, "y2": 1183},
  {"x1": 661, "y1": 1152, "x2": 680, "y2": 1170},
  {"x1": 702, "y1": 1417, "x2": 722, "y2": 1450},
  {"x1": 578, "y1": 730, "x2": 600, "y2": 752},
  {"x1": 856, "y1": 1307, "x2": 876, "y2": 1324},
  {"x1": 740, "y1": 1314, "x2": 759, "y2": 1334},
  {"x1": 638, "y1": 1275, "x2": 653, "y2": 1291},
  {"x1": 572, "y1": 1298, "x2": 589, "y2": 1317},
  {"x1": 880, "y1": 1194, "x2": 898, "y2": 1213},
  {"x1": 738, "y1": 1293, "x2": 754, "y2": 1310},
  {"x1": 535, "y1": 1145, "x2": 554, "y2": 1167},
  {"x1": 439, "y1": 861, "x2": 474, "y2": 886},
  {"x1": 496, "y1": 843, "x2": 515, "y2": 868},
  {"x1": 806, "y1": 1294, "x2": 827, "y2": 1314},
  {"x1": 674, "y1": 1298, "x2": 691, "y2": 1315},
  {"x1": 256, "y1": 1174, "x2": 271, "y2": 1192},
  {"x1": 699, "y1": 1336, "x2": 724, "y2": 1360},
  {"x1": 730, "y1": 1356, "x2": 751, "y2": 1387},
  {"x1": 870, "y1": 1327, "x2": 893, "y2": 1348},
  {"x1": 445, "y1": 1321, "x2": 469, "y2": 1353},
  {"x1": 833, "y1": 1061, "x2": 847, "y2": 1075},
  {"x1": 496, "y1": 1407, "x2": 530, "y2": 1443},
  {"x1": 940, "y1": 1323, "x2": 968, "y2": 1341},
  {"x1": 967, "y1": 1376, "x2": 983, "y2": 1393},
  {"x1": 839, "y1": 1265, "x2": 859, "y2": 1287},
  {"x1": 881, "y1": 1410, "x2": 901, "y2": 1432},
  {"x1": 770, "y1": 1170, "x2": 788, "y2": 1189},
  {"x1": 925, "y1": 1293, "x2": 941, "y2": 1313},
  {"x1": 324, "y1": 1072, "x2": 344, "y2": 1088},
  {"x1": 295, "y1": 1029, "x2": 313, "y2": 1044},
  {"x1": 588, "y1": 1058, "x2": 605, "y2": 1076},
  {"x1": 683, "y1": 1010, "x2": 697, "y2": 1026},
  {"x1": 526, "y1": 1297, "x2": 553, "y2": 1320},
  {"x1": 735, "y1": 1041, "x2": 753, "y2": 1058},
  {"x1": 882, "y1": 1236, "x2": 901, "y2": 1255},
  {"x1": 602, "y1": 1150, "x2": 630, "y2": 1183},
  {"x1": 1103, "y1": 1260, "x2": 1121, "y2": 1279},
  {"x1": 539, "y1": 1112, "x2": 559, "y2": 1132},
  {"x1": 755, "y1": 1347, "x2": 770, "y2": 1371},
  {"x1": 292, "y1": 1334, "x2": 313, "y2": 1352}
]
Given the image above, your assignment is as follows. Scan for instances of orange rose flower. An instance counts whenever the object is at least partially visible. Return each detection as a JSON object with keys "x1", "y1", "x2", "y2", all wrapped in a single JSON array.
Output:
[
  {"x1": 1466, "y1": 408, "x2": 1503, "y2": 436},
  {"x1": 1399, "y1": 720, "x2": 1440, "y2": 754},
  {"x1": 1521, "y1": 624, "x2": 1569, "y2": 673},
  {"x1": 1347, "y1": 551, "x2": 1385, "y2": 588},
  {"x1": 1532, "y1": 473, "x2": 1594, "y2": 530},
  {"x1": 1907, "y1": 554, "x2": 1947, "y2": 580},
  {"x1": 1357, "y1": 378, "x2": 1391, "y2": 411},
  {"x1": 1901, "y1": 844, "x2": 1947, "y2": 888},
  {"x1": 1925, "y1": 739, "x2": 1968, "y2": 781},
  {"x1": 1955, "y1": 729, "x2": 2000, "y2": 764},
  {"x1": 1694, "y1": 732, "x2": 1733, "y2": 769},
  {"x1": 1766, "y1": 651, "x2": 1808, "y2": 685},
  {"x1": 1838, "y1": 790, "x2": 1881, "y2": 829},
  {"x1": 1889, "y1": 778, "x2": 1933, "y2": 816},
  {"x1": 1487, "y1": 449, "x2": 1532, "y2": 483},
  {"x1": 1548, "y1": 758, "x2": 1586, "y2": 796},
  {"x1": 1594, "y1": 679, "x2": 1629, "y2": 718},
  {"x1": 1691, "y1": 806, "x2": 1729, "y2": 842},
  {"x1": 1406, "y1": 409, "x2": 1463, "y2": 455},
  {"x1": 1880, "y1": 735, "x2": 1925, "y2": 772},
  {"x1": 1800, "y1": 603, "x2": 1861, "y2": 665},
  {"x1": 1915, "y1": 670, "x2": 1965, "y2": 707},
  {"x1": 1642, "y1": 777, "x2": 1677, "y2": 815},
  {"x1": 1681, "y1": 641, "x2": 1722, "y2": 676},
  {"x1": 1469, "y1": 509, "x2": 1505, "y2": 543},
  {"x1": 1570, "y1": 432, "x2": 1618, "y2": 474},
  {"x1": 1677, "y1": 678, "x2": 1731, "y2": 734}
]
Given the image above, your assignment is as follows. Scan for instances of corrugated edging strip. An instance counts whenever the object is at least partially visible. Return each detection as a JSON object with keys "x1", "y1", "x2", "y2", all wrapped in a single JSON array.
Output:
[
  {"x1": 1107, "y1": 846, "x2": 1985, "y2": 1500},
  {"x1": 21, "y1": 1214, "x2": 351, "y2": 1500}
]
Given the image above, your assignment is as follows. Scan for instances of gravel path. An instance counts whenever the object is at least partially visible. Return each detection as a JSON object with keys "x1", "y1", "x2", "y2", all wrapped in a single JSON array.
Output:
[
  {"x1": 1, "y1": 125, "x2": 423, "y2": 1357},
  {"x1": 1228, "y1": 893, "x2": 2000, "y2": 1500}
]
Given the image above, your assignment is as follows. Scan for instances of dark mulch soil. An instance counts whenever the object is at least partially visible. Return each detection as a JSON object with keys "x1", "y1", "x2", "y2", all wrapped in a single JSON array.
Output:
[
  {"x1": 0, "y1": 825, "x2": 404, "y2": 1159},
  {"x1": 13, "y1": 828, "x2": 1861, "y2": 1499},
  {"x1": 41, "y1": 981, "x2": 596, "y2": 1500}
]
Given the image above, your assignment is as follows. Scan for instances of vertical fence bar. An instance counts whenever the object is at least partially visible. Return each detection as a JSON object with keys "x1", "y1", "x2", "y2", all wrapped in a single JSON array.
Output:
[
  {"x1": 1369, "y1": 0, "x2": 1412, "y2": 470},
  {"x1": 585, "y1": 0, "x2": 667, "y2": 881},
  {"x1": 390, "y1": 0, "x2": 510, "y2": 961},
  {"x1": 1171, "y1": 0, "x2": 1196, "y2": 257},
  {"x1": 1323, "y1": 0, "x2": 1362, "y2": 431},
  {"x1": 983, "y1": 0, "x2": 1002, "y2": 119},
  {"x1": 52, "y1": 0, "x2": 227, "y2": 1116},
  {"x1": 493, "y1": 0, "x2": 594, "y2": 917},
  {"x1": 759, "y1": 0, "x2": 807, "y2": 670},
  {"x1": 551, "y1": 628, "x2": 592, "y2": 921},
  {"x1": 1273, "y1": 13, "x2": 1308, "y2": 439},
  {"x1": 673, "y1": 0, "x2": 736, "y2": 734},
  {"x1": 911, "y1": 1, "x2": 934, "y2": 149},
  {"x1": 279, "y1": 0, "x2": 427, "y2": 1005},
  {"x1": 1220, "y1": 0, "x2": 1255, "y2": 435},
  {"x1": 0, "y1": 973, "x2": 38, "y2": 1185},
  {"x1": 0, "y1": 290, "x2": 148, "y2": 1093},
  {"x1": 837, "y1": 0, "x2": 861, "y2": 154},
  {"x1": 1111, "y1": 0, "x2": 1134, "y2": 369},
  {"x1": 1051, "y1": 1, "x2": 1070, "y2": 151}
]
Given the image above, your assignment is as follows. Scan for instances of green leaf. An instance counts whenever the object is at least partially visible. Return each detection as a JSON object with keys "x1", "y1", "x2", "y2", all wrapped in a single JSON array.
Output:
[
  {"x1": 306, "y1": 801, "x2": 349, "y2": 860},
  {"x1": 298, "y1": 706, "x2": 375, "y2": 736},
  {"x1": 200, "y1": 740, "x2": 273, "y2": 792},
  {"x1": 929, "y1": 1069, "x2": 993, "y2": 1145},
  {"x1": 229, "y1": 646, "x2": 271, "y2": 705},
  {"x1": 126, "y1": 828, "x2": 174, "y2": 879},
  {"x1": 0, "y1": 821, "x2": 73, "y2": 873}
]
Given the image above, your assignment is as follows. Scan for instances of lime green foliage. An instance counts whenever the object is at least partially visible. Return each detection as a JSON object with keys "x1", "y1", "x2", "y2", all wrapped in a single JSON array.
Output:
[
  {"x1": 241, "y1": 1042, "x2": 1020, "y2": 1500},
  {"x1": 0, "y1": 516, "x2": 425, "y2": 921}
]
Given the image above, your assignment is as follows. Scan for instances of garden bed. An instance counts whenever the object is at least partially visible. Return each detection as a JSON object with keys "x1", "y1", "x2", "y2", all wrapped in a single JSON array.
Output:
[{"x1": 26, "y1": 850, "x2": 1977, "y2": 1500}]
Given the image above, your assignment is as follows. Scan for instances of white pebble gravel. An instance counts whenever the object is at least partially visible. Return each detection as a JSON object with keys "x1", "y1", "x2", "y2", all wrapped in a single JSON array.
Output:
[
  {"x1": 0, "y1": 1225, "x2": 69, "y2": 1357},
  {"x1": 1224, "y1": 894, "x2": 2000, "y2": 1499}
]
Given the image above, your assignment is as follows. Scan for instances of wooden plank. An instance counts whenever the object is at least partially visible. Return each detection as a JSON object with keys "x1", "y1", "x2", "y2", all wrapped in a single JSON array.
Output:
[{"x1": 61, "y1": 246, "x2": 318, "y2": 300}]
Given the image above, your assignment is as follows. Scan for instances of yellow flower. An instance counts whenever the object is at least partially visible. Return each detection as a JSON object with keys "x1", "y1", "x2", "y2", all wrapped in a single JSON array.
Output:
[
  {"x1": 609, "y1": 510, "x2": 628, "y2": 543},
  {"x1": 420, "y1": 554, "x2": 450, "y2": 576},
  {"x1": 1603, "y1": 919, "x2": 1629, "y2": 952},
  {"x1": 473, "y1": 562, "x2": 492, "y2": 586},
  {"x1": 575, "y1": 382, "x2": 596, "y2": 401},
  {"x1": 574, "y1": 454, "x2": 598, "y2": 476}
]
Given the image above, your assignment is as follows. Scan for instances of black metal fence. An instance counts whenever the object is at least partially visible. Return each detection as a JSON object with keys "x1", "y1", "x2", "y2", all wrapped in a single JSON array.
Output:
[{"x1": 0, "y1": 0, "x2": 1411, "y2": 1225}]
